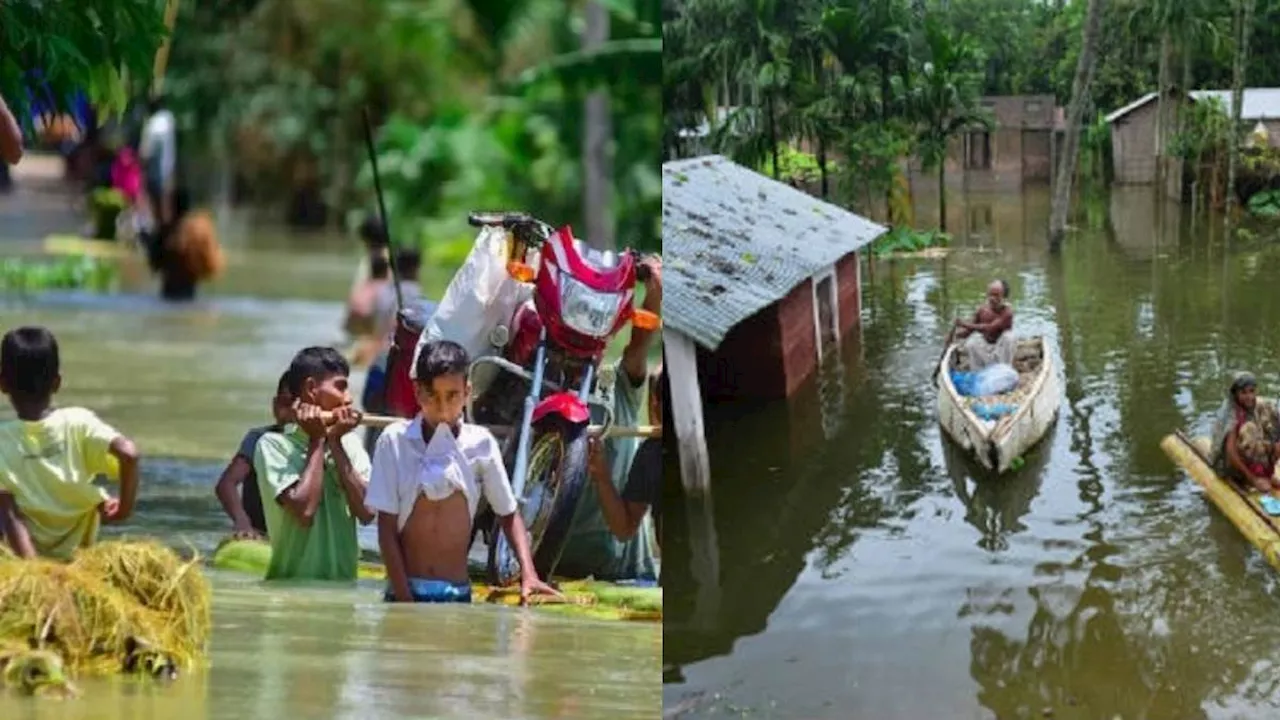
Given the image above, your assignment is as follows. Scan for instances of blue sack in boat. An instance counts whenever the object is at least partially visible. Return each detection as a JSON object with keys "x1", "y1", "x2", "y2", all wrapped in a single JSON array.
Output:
[
  {"x1": 950, "y1": 370, "x2": 978, "y2": 397},
  {"x1": 1260, "y1": 495, "x2": 1280, "y2": 516},
  {"x1": 972, "y1": 403, "x2": 1017, "y2": 421}
]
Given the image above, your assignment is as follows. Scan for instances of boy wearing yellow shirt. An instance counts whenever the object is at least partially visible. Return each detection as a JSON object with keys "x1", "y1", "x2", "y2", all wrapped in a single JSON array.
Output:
[{"x1": 0, "y1": 327, "x2": 139, "y2": 559}]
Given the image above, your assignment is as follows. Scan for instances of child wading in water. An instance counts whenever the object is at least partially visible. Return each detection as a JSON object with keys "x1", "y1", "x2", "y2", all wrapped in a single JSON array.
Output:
[
  {"x1": 0, "y1": 327, "x2": 140, "y2": 559},
  {"x1": 253, "y1": 347, "x2": 373, "y2": 581},
  {"x1": 214, "y1": 371, "x2": 294, "y2": 538},
  {"x1": 366, "y1": 340, "x2": 561, "y2": 604}
]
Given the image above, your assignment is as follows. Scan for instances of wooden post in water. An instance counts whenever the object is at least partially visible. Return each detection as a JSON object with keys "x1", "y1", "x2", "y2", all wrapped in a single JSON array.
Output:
[
  {"x1": 686, "y1": 493, "x2": 722, "y2": 631},
  {"x1": 663, "y1": 332, "x2": 720, "y2": 630},
  {"x1": 665, "y1": 329, "x2": 711, "y2": 495}
]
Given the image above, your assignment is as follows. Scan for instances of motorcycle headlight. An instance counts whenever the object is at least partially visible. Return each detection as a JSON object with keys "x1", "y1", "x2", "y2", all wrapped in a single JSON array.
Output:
[{"x1": 559, "y1": 273, "x2": 623, "y2": 338}]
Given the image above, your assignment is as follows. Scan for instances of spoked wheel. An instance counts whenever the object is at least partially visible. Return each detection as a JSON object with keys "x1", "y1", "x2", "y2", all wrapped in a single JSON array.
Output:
[{"x1": 487, "y1": 417, "x2": 590, "y2": 586}]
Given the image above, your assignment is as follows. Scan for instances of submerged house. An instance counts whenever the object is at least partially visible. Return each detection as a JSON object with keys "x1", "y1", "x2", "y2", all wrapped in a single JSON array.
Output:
[
  {"x1": 1107, "y1": 87, "x2": 1280, "y2": 188},
  {"x1": 906, "y1": 94, "x2": 1061, "y2": 191},
  {"x1": 663, "y1": 155, "x2": 886, "y2": 493}
]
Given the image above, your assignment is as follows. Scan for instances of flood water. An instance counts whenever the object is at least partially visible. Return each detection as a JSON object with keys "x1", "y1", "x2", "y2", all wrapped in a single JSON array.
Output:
[
  {"x1": 663, "y1": 185, "x2": 1280, "y2": 719},
  {"x1": 0, "y1": 165, "x2": 659, "y2": 718}
]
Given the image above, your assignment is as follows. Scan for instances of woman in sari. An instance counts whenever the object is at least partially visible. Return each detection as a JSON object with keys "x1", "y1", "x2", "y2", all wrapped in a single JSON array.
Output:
[{"x1": 1210, "y1": 372, "x2": 1280, "y2": 492}]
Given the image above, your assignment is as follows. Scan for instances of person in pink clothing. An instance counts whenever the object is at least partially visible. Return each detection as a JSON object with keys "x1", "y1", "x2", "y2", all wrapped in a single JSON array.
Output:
[{"x1": 111, "y1": 146, "x2": 142, "y2": 204}]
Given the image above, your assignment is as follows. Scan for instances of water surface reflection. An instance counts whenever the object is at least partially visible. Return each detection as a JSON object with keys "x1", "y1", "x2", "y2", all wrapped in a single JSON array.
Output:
[{"x1": 663, "y1": 187, "x2": 1280, "y2": 718}]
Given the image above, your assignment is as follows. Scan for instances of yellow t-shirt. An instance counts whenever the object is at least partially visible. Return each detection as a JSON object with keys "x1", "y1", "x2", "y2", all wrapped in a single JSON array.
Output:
[{"x1": 0, "y1": 407, "x2": 121, "y2": 559}]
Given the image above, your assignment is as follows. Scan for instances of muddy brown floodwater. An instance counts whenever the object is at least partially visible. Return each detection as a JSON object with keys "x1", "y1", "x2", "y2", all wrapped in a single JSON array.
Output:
[
  {"x1": 663, "y1": 185, "x2": 1280, "y2": 719},
  {"x1": 0, "y1": 165, "x2": 659, "y2": 718}
]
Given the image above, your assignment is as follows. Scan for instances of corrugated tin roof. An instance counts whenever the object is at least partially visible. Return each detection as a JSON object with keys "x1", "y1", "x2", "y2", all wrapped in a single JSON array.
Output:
[
  {"x1": 1189, "y1": 89, "x2": 1280, "y2": 119},
  {"x1": 662, "y1": 155, "x2": 887, "y2": 351},
  {"x1": 1104, "y1": 92, "x2": 1158, "y2": 123},
  {"x1": 1106, "y1": 88, "x2": 1280, "y2": 123}
]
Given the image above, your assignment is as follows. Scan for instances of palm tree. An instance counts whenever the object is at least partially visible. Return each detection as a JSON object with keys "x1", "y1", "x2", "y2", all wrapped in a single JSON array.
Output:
[
  {"x1": 911, "y1": 14, "x2": 987, "y2": 233},
  {"x1": 817, "y1": 0, "x2": 913, "y2": 217}
]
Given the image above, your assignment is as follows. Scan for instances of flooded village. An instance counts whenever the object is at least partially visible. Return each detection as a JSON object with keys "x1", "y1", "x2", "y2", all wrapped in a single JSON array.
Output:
[
  {"x1": 0, "y1": 1, "x2": 661, "y2": 717},
  {"x1": 664, "y1": 0, "x2": 1280, "y2": 718}
]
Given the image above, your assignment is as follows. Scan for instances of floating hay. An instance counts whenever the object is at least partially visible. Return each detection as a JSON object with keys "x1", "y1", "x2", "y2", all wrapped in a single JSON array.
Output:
[
  {"x1": 0, "y1": 561, "x2": 159, "y2": 675},
  {"x1": 71, "y1": 540, "x2": 212, "y2": 651},
  {"x1": 0, "y1": 641, "x2": 79, "y2": 698},
  {"x1": 477, "y1": 579, "x2": 663, "y2": 621}
]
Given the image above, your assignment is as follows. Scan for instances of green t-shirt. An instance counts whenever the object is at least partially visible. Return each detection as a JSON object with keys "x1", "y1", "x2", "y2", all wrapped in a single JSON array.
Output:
[
  {"x1": 556, "y1": 360, "x2": 660, "y2": 581},
  {"x1": 253, "y1": 426, "x2": 371, "y2": 581}
]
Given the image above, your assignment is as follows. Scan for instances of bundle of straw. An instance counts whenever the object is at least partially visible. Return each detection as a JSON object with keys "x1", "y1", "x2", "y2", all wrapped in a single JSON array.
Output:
[
  {"x1": 72, "y1": 540, "x2": 212, "y2": 649},
  {"x1": 0, "y1": 561, "x2": 153, "y2": 675}
]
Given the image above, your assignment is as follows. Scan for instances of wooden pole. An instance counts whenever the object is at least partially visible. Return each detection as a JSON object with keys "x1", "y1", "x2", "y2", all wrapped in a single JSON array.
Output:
[
  {"x1": 666, "y1": 329, "x2": 712, "y2": 495},
  {"x1": 151, "y1": 0, "x2": 183, "y2": 97}
]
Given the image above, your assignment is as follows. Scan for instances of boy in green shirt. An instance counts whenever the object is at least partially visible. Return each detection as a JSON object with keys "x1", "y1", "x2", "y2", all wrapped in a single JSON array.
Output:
[{"x1": 254, "y1": 347, "x2": 373, "y2": 581}]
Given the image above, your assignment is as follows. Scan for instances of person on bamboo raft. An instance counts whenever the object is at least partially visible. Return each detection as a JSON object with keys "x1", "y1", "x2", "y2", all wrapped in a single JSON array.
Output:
[
  {"x1": 954, "y1": 279, "x2": 1015, "y2": 370},
  {"x1": 1210, "y1": 372, "x2": 1280, "y2": 493}
]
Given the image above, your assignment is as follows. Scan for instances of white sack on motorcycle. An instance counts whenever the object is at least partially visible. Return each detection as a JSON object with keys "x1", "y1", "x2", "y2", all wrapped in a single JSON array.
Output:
[{"x1": 412, "y1": 226, "x2": 535, "y2": 378}]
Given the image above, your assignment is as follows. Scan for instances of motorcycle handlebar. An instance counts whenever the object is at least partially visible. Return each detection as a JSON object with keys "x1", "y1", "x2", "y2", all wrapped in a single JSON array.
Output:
[
  {"x1": 628, "y1": 249, "x2": 655, "y2": 282},
  {"x1": 469, "y1": 213, "x2": 656, "y2": 282},
  {"x1": 467, "y1": 211, "x2": 554, "y2": 239}
]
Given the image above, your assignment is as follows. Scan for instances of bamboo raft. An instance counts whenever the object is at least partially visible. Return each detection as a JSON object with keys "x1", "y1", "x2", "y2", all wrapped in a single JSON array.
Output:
[{"x1": 1160, "y1": 431, "x2": 1280, "y2": 570}]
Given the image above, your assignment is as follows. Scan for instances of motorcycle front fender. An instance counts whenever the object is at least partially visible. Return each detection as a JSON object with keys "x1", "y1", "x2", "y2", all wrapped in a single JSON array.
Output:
[{"x1": 531, "y1": 392, "x2": 590, "y2": 425}]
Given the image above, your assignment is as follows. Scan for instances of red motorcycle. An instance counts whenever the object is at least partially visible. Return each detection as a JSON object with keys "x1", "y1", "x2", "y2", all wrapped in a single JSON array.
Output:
[{"x1": 381, "y1": 211, "x2": 659, "y2": 585}]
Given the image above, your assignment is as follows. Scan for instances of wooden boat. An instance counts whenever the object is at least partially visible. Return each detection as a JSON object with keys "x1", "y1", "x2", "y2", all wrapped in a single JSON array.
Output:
[
  {"x1": 936, "y1": 335, "x2": 1060, "y2": 474},
  {"x1": 1160, "y1": 432, "x2": 1280, "y2": 571}
]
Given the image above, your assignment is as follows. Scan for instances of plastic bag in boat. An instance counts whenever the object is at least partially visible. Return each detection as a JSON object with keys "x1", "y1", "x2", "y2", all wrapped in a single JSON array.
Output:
[
  {"x1": 970, "y1": 363, "x2": 1019, "y2": 397},
  {"x1": 413, "y1": 226, "x2": 535, "y2": 376}
]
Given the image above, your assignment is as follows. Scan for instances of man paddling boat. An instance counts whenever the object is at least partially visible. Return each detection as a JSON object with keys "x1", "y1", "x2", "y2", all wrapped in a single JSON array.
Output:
[{"x1": 955, "y1": 279, "x2": 1015, "y2": 370}]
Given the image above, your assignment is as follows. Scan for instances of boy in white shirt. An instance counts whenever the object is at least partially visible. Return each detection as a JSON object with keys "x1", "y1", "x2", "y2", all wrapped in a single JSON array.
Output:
[{"x1": 366, "y1": 339, "x2": 561, "y2": 604}]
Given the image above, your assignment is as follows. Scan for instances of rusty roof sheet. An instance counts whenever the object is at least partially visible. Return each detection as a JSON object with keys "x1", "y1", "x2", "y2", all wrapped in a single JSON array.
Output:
[{"x1": 663, "y1": 155, "x2": 886, "y2": 350}]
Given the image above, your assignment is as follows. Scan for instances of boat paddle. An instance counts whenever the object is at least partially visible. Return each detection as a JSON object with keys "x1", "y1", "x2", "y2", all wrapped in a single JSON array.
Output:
[{"x1": 930, "y1": 324, "x2": 958, "y2": 388}]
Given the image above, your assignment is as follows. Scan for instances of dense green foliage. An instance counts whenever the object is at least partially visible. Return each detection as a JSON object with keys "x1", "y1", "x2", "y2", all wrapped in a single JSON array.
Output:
[
  {"x1": 163, "y1": 0, "x2": 660, "y2": 258},
  {"x1": 0, "y1": 0, "x2": 169, "y2": 125},
  {"x1": 666, "y1": 0, "x2": 1280, "y2": 222}
]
